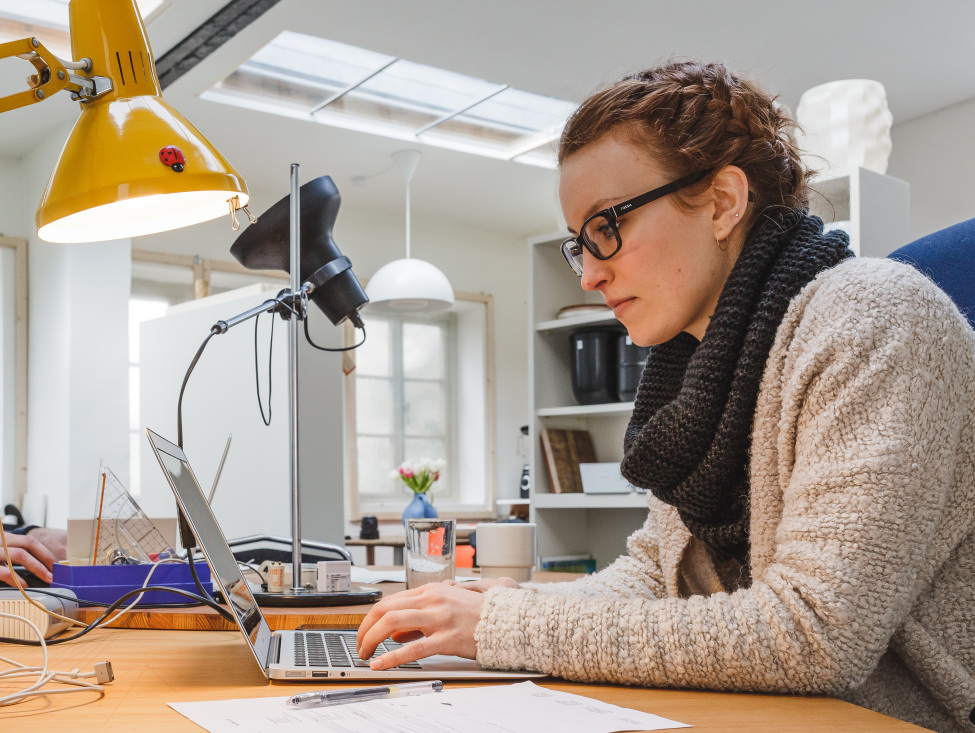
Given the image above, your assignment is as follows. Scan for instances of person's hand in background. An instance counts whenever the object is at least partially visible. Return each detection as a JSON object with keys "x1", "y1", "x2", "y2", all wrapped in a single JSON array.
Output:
[
  {"x1": 0, "y1": 530, "x2": 56, "y2": 586},
  {"x1": 25, "y1": 527, "x2": 67, "y2": 562}
]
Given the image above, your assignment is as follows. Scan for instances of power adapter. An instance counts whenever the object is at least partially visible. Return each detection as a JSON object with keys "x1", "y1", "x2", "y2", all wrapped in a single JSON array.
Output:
[{"x1": 0, "y1": 588, "x2": 79, "y2": 640}]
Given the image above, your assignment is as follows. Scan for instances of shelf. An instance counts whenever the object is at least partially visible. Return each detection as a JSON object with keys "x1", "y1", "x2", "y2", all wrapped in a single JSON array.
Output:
[
  {"x1": 496, "y1": 498, "x2": 529, "y2": 506},
  {"x1": 537, "y1": 402, "x2": 634, "y2": 418},
  {"x1": 536, "y1": 312, "x2": 619, "y2": 333},
  {"x1": 531, "y1": 492, "x2": 647, "y2": 509}
]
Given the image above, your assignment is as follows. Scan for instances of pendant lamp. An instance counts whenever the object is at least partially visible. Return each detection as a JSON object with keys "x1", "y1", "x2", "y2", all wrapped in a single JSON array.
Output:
[
  {"x1": 365, "y1": 150, "x2": 454, "y2": 312},
  {"x1": 11, "y1": 0, "x2": 249, "y2": 243}
]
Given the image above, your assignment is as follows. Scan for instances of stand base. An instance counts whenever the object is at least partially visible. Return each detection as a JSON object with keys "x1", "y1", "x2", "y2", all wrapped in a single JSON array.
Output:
[{"x1": 254, "y1": 585, "x2": 382, "y2": 607}]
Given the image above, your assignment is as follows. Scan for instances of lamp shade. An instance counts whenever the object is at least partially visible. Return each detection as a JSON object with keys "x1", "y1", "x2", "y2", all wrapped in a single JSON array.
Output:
[
  {"x1": 35, "y1": 0, "x2": 247, "y2": 243},
  {"x1": 365, "y1": 258, "x2": 455, "y2": 312}
]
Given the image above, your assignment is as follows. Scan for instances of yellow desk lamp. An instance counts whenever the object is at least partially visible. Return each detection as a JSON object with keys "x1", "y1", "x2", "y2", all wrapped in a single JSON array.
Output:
[{"x1": 0, "y1": 0, "x2": 248, "y2": 243}]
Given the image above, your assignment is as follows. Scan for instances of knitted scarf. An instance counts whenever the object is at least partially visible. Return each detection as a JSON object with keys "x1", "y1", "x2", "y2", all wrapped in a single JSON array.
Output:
[{"x1": 620, "y1": 210, "x2": 854, "y2": 569}]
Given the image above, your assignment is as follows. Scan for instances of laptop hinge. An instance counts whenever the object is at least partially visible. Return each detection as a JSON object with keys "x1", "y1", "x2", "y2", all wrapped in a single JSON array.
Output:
[{"x1": 268, "y1": 632, "x2": 282, "y2": 666}]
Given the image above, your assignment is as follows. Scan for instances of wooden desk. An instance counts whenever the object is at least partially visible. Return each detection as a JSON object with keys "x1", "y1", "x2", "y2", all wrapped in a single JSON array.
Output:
[{"x1": 1, "y1": 627, "x2": 928, "y2": 732}]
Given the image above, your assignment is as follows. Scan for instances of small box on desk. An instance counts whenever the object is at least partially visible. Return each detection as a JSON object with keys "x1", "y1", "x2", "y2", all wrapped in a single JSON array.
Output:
[{"x1": 52, "y1": 562, "x2": 211, "y2": 606}]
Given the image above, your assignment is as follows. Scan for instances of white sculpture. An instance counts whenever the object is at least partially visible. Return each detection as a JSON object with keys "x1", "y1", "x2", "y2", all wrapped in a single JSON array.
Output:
[{"x1": 795, "y1": 80, "x2": 893, "y2": 179}]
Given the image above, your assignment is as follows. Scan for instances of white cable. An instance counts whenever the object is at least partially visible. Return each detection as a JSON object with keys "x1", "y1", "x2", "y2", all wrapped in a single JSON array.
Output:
[
  {"x1": 53, "y1": 55, "x2": 91, "y2": 72},
  {"x1": 0, "y1": 611, "x2": 106, "y2": 707}
]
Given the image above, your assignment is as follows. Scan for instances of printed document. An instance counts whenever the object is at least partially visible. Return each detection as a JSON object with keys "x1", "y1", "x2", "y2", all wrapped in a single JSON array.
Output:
[{"x1": 169, "y1": 680, "x2": 690, "y2": 732}]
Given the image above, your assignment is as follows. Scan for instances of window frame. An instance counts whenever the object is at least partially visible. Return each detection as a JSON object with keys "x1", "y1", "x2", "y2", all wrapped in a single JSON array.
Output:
[
  {"x1": 0, "y1": 236, "x2": 28, "y2": 509},
  {"x1": 344, "y1": 290, "x2": 496, "y2": 521}
]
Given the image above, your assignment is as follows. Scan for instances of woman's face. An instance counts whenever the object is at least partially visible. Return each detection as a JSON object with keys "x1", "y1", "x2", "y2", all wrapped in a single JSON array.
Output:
[{"x1": 559, "y1": 134, "x2": 739, "y2": 346}]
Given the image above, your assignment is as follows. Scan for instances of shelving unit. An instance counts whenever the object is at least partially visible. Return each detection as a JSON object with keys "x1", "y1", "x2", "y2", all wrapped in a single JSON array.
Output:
[
  {"x1": 527, "y1": 233, "x2": 648, "y2": 571},
  {"x1": 808, "y1": 167, "x2": 910, "y2": 257}
]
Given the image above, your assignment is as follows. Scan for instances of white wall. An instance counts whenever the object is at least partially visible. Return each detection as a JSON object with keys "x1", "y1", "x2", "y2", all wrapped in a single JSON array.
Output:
[
  {"x1": 138, "y1": 284, "x2": 347, "y2": 546},
  {"x1": 888, "y1": 96, "x2": 975, "y2": 240},
  {"x1": 2, "y1": 126, "x2": 131, "y2": 529},
  {"x1": 0, "y1": 156, "x2": 25, "y2": 238}
]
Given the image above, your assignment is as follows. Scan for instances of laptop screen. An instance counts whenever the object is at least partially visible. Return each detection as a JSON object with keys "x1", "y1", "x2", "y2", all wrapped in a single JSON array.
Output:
[{"x1": 146, "y1": 428, "x2": 274, "y2": 674}]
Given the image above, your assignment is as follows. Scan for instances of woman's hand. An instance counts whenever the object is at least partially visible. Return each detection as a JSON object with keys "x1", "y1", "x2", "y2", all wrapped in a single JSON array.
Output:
[
  {"x1": 0, "y1": 531, "x2": 55, "y2": 586},
  {"x1": 357, "y1": 582, "x2": 486, "y2": 669}
]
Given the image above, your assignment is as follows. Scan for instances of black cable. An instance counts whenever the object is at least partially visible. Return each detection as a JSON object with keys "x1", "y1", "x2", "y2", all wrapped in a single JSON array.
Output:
[
  {"x1": 186, "y1": 546, "x2": 215, "y2": 603},
  {"x1": 7, "y1": 587, "x2": 203, "y2": 610},
  {"x1": 177, "y1": 326, "x2": 221, "y2": 450},
  {"x1": 0, "y1": 584, "x2": 238, "y2": 646},
  {"x1": 254, "y1": 310, "x2": 273, "y2": 426},
  {"x1": 303, "y1": 317, "x2": 366, "y2": 352}
]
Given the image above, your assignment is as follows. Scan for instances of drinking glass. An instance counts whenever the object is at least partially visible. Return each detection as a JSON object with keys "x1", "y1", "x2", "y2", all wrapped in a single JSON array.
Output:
[{"x1": 405, "y1": 518, "x2": 455, "y2": 589}]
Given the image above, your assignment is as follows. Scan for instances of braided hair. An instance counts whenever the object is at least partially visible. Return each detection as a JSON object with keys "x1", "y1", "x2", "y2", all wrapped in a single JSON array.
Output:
[{"x1": 558, "y1": 61, "x2": 809, "y2": 234}]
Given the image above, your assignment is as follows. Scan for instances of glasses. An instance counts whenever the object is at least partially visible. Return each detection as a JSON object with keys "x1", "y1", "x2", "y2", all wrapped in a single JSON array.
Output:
[{"x1": 560, "y1": 170, "x2": 709, "y2": 276}]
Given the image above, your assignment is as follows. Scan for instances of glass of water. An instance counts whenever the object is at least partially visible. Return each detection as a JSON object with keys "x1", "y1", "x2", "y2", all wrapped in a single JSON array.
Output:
[{"x1": 405, "y1": 518, "x2": 456, "y2": 589}]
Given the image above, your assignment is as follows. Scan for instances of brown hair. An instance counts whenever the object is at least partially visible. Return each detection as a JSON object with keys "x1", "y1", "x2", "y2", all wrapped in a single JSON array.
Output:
[{"x1": 559, "y1": 61, "x2": 809, "y2": 231}]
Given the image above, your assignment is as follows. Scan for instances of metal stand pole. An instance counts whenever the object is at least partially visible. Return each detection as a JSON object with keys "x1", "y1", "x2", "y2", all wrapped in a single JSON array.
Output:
[{"x1": 288, "y1": 163, "x2": 303, "y2": 592}]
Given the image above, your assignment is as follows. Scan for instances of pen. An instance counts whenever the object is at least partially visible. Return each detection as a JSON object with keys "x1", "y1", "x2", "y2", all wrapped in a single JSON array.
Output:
[{"x1": 286, "y1": 680, "x2": 444, "y2": 709}]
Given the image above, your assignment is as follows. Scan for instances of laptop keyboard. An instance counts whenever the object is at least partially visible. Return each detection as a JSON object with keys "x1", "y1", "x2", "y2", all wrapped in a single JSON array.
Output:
[{"x1": 293, "y1": 631, "x2": 421, "y2": 670}]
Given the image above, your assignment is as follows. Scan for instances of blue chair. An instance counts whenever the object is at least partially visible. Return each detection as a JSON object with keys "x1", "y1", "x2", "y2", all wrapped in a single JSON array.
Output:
[{"x1": 888, "y1": 218, "x2": 975, "y2": 328}]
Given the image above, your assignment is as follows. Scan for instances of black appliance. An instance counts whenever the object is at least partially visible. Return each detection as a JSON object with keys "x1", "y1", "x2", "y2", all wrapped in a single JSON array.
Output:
[
  {"x1": 616, "y1": 334, "x2": 652, "y2": 402},
  {"x1": 570, "y1": 327, "x2": 620, "y2": 405}
]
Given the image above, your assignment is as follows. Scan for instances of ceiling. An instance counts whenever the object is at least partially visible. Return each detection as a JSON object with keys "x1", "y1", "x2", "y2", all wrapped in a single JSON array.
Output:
[{"x1": 2, "y1": 0, "x2": 975, "y2": 241}]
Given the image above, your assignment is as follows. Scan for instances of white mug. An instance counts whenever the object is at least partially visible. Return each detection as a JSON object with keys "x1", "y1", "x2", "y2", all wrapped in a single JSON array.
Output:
[{"x1": 475, "y1": 522, "x2": 536, "y2": 582}]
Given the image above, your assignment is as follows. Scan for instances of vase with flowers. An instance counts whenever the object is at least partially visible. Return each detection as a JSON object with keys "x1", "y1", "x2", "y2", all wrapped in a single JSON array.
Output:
[{"x1": 394, "y1": 458, "x2": 445, "y2": 525}]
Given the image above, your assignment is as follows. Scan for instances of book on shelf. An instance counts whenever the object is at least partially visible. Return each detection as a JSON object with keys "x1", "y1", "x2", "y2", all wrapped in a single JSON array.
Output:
[
  {"x1": 540, "y1": 554, "x2": 597, "y2": 574},
  {"x1": 539, "y1": 428, "x2": 596, "y2": 493}
]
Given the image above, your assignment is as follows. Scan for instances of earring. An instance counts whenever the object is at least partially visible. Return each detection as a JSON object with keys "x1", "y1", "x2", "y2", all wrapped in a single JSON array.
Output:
[
  {"x1": 716, "y1": 235, "x2": 728, "y2": 252},
  {"x1": 735, "y1": 213, "x2": 740, "y2": 218}
]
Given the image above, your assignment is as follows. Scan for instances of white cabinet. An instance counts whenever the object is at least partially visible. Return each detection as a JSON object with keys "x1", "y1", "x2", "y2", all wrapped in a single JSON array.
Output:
[
  {"x1": 527, "y1": 234, "x2": 648, "y2": 571},
  {"x1": 808, "y1": 167, "x2": 910, "y2": 257}
]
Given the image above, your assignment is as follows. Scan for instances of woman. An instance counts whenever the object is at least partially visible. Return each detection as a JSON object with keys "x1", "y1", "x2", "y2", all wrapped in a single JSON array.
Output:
[{"x1": 358, "y1": 62, "x2": 975, "y2": 732}]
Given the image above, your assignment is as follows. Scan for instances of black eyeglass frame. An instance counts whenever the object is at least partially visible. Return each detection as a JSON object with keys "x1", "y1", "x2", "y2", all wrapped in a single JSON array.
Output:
[{"x1": 560, "y1": 169, "x2": 712, "y2": 276}]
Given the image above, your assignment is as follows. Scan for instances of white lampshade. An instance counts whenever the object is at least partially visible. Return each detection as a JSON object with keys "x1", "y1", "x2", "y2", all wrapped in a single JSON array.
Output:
[
  {"x1": 364, "y1": 150, "x2": 454, "y2": 313},
  {"x1": 365, "y1": 258, "x2": 455, "y2": 312}
]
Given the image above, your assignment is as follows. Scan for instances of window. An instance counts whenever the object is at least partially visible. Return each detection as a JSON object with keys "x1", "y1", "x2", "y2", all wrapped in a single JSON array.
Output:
[
  {"x1": 0, "y1": 0, "x2": 167, "y2": 59},
  {"x1": 202, "y1": 31, "x2": 576, "y2": 168},
  {"x1": 347, "y1": 293, "x2": 495, "y2": 519},
  {"x1": 0, "y1": 237, "x2": 26, "y2": 512}
]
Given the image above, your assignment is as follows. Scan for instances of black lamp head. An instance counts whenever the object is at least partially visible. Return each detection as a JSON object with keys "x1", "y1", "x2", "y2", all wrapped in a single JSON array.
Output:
[{"x1": 230, "y1": 175, "x2": 368, "y2": 326}]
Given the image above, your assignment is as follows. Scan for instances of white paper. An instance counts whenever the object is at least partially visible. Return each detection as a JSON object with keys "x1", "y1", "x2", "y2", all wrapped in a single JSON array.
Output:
[
  {"x1": 350, "y1": 567, "x2": 479, "y2": 584},
  {"x1": 169, "y1": 681, "x2": 690, "y2": 733}
]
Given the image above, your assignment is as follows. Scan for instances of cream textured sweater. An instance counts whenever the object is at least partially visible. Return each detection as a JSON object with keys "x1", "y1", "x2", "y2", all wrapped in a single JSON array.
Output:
[{"x1": 475, "y1": 258, "x2": 975, "y2": 733}]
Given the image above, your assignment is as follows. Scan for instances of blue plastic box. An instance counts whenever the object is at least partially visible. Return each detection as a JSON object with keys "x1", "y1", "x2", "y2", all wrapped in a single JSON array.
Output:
[{"x1": 51, "y1": 562, "x2": 211, "y2": 606}]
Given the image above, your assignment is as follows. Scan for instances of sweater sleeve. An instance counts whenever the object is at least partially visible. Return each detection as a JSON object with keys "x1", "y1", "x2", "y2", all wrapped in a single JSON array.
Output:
[{"x1": 475, "y1": 259, "x2": 974, "y2": 694}]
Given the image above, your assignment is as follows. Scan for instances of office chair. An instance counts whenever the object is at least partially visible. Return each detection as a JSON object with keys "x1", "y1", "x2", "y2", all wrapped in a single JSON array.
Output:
[{"x1": 888, "y1": 217, "x2": 975, "y2": 328}]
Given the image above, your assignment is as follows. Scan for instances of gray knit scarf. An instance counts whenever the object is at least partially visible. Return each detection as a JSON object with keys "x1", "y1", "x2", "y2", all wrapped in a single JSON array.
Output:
[{"x1": 620, "y1": 210, "x2": 854, "y2": 570}]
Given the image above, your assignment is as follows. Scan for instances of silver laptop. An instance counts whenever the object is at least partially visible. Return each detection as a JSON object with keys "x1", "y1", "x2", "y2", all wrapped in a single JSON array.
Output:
[{"x1": 146, "y1": 428, "x2": 541, "y2": 681}]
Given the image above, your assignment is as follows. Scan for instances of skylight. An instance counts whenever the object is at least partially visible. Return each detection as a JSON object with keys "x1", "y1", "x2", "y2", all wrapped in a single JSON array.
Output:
[
  {"x1": 203, "y1": 31, "x2": 576, "y2": 168},
  {"x1": 0, "y1": 0, "x2": 166, "y2": 59}
]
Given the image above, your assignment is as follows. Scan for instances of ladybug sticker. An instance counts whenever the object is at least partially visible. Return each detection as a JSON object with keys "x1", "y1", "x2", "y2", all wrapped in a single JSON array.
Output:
[{"x1": 159, "y1": 145, "x2": 185, "y2": 172}]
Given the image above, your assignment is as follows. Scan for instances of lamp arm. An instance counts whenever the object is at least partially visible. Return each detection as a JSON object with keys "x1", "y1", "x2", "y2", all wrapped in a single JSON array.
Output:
[
  {"x1": 0, "y1": 37, "x2": 111, "y2": 114},
  {"x1": 212, "y1": 294, "x2": 295, "y2": 334}
]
